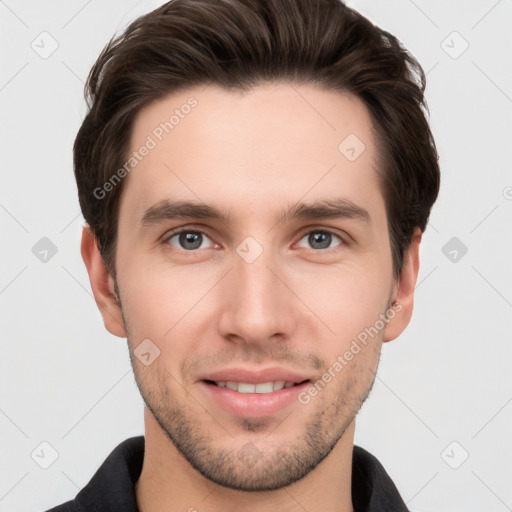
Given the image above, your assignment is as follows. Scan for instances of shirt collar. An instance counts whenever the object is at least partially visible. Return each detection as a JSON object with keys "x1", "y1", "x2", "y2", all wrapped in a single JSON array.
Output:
[{"x1": 63, "y1": 436, "x2": 409, "y2": 512}]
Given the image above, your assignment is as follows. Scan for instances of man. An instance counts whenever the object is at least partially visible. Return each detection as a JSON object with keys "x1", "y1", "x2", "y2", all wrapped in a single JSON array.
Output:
[{"x1": 46, "y1": 0, "x2": 440, "y2": 510}]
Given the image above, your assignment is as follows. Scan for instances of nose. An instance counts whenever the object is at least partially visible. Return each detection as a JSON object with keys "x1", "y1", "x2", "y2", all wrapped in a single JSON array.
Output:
[{"x1": 217, "y1": 244, "x2": 297, "y2": 347}]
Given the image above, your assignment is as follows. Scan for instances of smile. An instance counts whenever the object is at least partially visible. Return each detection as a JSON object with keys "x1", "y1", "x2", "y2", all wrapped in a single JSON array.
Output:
[
  {"x1": 209, "y1": 380, "x2": 302, "y2": 393},
  {"x1": 201, "y1": 379, "x2": 311, "y2": 418}
]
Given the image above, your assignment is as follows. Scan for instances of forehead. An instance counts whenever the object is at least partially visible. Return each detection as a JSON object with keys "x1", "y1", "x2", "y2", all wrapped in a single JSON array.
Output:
[{"x1": 120, "y1": 82, "x2": 383, "y2": 224}]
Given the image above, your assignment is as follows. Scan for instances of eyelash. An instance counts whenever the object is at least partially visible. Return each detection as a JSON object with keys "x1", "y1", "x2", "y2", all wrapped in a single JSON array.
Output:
[{"x1": 162, "y1": 227, "x2": 347, "y2": 253}]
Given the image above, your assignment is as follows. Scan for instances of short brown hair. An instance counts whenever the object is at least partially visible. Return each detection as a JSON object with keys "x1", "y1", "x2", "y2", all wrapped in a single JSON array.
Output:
[{"x1": 74, "y1": 0, "x2": 440, "y2": 279}]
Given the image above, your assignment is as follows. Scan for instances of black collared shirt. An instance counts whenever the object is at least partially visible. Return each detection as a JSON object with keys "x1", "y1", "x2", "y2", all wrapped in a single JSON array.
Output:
[{"x1": 45, "y1": 436, "x2": 410, "y2": 512}]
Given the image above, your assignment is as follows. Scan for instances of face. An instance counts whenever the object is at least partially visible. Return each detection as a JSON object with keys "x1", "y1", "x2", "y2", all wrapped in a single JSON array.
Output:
[{"x1": 102, "y1": 83, "x2": 412, "y2": 491}]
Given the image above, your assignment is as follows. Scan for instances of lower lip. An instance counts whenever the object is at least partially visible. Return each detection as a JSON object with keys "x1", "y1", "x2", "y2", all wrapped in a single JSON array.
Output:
[{"x1": 199, "y1": 381, "x2": 310, "y2": 418}]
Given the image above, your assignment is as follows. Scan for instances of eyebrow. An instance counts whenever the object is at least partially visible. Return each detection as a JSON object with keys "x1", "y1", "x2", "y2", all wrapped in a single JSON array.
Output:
[
  {"x1": 139, "y1": 197, "x2": 370, "y2": 227},
  {"x1": 279, "y1": 198, "x2": 370, "y2": 223}
]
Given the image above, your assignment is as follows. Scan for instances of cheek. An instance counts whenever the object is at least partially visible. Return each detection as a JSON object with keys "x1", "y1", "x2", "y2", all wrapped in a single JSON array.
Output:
[
  {"x1": 117, "y1": 257, "x2": 222, "y2": 348},
  {"x1": 290, "y1": 260, "x2": 391, "y2": 343},
  {"x1": 116, "y1": 223, "x2": 393, "y2": 359}
]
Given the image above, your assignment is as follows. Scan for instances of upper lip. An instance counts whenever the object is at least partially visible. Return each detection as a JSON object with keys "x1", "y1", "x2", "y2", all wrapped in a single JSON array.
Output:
[{"x1": 199, "y1": 367, "x2": 311, "y2": 384}]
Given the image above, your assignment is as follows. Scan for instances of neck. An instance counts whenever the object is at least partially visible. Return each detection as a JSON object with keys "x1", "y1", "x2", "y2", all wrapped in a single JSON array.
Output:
[{"x1": 135, "y1": 408, "x2": 355, "y2": 512}]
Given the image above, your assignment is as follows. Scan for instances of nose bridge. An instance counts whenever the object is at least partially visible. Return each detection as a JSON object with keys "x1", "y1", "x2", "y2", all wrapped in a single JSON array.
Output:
[{"x1": 217, "y1": 240, "x2": 295, "y2": 343}]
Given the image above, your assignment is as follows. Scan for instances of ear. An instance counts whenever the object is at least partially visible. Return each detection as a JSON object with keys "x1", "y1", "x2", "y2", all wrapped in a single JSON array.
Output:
[
  {"x1": 382, "y1": 227, "x2": 422, "y2": 343},
  {"x1": 80, "y1": 225, "x2": 127, "y2": 338}
]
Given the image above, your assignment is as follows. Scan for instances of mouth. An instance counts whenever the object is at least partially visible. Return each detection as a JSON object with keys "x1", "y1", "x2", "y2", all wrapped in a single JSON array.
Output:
[
  {"x1": 199, "y1": 377, "x2": 311, "y2": 418},
  {"x1": 203, "y1": 379, "x2": 309, "y2": 394}
]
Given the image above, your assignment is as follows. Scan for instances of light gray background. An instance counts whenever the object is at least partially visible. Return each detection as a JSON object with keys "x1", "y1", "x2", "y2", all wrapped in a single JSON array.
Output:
[{"x1": 1, "y1": 1, "x2": 511, "y2": 511}]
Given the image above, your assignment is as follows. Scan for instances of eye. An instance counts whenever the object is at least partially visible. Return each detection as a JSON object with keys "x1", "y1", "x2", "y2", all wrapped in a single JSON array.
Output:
[
  {"x1": 165, "y1": 230, "x2": 215, "y2": 251},
  {"x1": 296, "y1": 230, "x2": 343, "y2": 251}
]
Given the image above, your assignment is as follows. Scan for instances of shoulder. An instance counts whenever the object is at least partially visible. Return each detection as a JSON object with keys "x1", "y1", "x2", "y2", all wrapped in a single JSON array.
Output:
[
  {"x1": 43, "y1": 502, "x2": 80, "y2": 512},
  {"x1": 41, "y1": 436, "x2": 145, "y2": 512},
  {"x1": 352, "y1": 444, "x2": 410, "y2": 512}
]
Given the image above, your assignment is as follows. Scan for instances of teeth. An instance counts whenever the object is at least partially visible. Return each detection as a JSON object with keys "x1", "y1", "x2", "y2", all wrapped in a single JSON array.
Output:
[
  {"x1": 272, "y1": 381, "x2": 285, "y2": 391},
  {"x1": 238, "y1": 382, "x2": 256, "y2": 393},
  {"x1": 214, "y1": 381, "x2": 296, "y2": 393}
]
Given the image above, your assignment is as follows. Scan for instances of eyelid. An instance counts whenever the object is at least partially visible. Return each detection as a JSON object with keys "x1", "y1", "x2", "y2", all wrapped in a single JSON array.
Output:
[
  {"x1": 295, "y1": 226, "x2": 349, "y2": 245},
  {"x1": 162, "y1": 226, "x2": 218, "y2": 249},
  {"x1": 161, "y1": 225, "x2": 350, "y2": 252}
]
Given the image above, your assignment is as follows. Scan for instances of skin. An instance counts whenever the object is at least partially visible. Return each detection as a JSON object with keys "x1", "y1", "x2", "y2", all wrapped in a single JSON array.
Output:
[{"x1": 82, "y1": 82, "x2": 421, "y2": 512}]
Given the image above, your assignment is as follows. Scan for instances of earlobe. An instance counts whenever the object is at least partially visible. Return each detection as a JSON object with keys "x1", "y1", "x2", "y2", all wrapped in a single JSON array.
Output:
[
  {"x1": 80, "y1": 225, "x2": 127, "y2": 338},
  {"x1": 383, "y1": 227, "x2": 422, "y2": 343}
]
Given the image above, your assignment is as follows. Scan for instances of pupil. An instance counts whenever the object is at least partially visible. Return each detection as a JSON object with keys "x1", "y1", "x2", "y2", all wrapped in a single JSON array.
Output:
[
  {"x1": 180, "y1": 232, "x2": 202, "y2": 250},
  {"x1": 309, "y1": 232, "x2": 331, "y2": 249}
]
